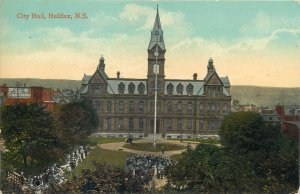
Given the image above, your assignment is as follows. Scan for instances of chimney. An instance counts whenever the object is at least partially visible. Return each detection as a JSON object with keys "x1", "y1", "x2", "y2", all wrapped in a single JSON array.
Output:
[
  {"x1": 117, "y1": 71, "x2": 120, "y2": 79},
  {"x1": 193, "y1": 73, "x2": 197, "y2": 80}
]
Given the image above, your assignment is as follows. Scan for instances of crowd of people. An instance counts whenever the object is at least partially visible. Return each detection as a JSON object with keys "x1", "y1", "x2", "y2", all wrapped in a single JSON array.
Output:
[
  {"x1": 20, "y1": 145, "x2": 91, "y2": 192},
  {"x1": 125, "y1": 154, "x2": 176, "y2": 184}
]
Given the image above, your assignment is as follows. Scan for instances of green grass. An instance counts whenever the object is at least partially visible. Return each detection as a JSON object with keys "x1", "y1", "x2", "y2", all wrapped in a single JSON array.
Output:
[
  {"x1": 70, "y1": 146, "x2": 132, "y2": 176},
  {"x1": 168, "y1": 138, "x2": 221, "y2": 145},
  {"x1": 170, "y1": 153, "x2": 183, "y2": 161},
  {"x1": 84, "y1": 136, "x2": 126, "y2": 146},
  {"x1": 123, "y1": 143, "x2": 186, "y2": 152}
]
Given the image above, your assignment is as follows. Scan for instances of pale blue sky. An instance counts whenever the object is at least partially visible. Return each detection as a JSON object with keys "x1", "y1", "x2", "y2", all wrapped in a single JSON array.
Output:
[{"x1": 0, "y1": 0, "x2": 300, "y2": 87}]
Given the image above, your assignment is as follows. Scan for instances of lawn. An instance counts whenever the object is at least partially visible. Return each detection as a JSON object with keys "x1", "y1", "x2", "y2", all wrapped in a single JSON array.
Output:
[
  {"x1": 170, "y1": 153, "x2": 183, "y2": 161},
  {"x1": 70, "y1": 146, "x2": 132, "y2": 176},
  {"x1": 84, "y1": 136, "x2": 126, "y2": 146},
  {"x1": 123, "y1": 142, "x2": 186, "y2": 152},
  {"x1": 168, "y1": 138, "x2": 221, "y2": 145}
]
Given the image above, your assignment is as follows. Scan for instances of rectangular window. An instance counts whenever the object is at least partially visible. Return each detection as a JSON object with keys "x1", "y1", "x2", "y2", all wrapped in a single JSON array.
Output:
[
  {"x1": 177, "y1": 102, "x2": 183, "y2": 113},
  {"x1": 207, "y1": 120, "x2": 212, "y2": 130},
  {"x1": 150, "y1": 101, "x2": 154, "y2": 112},
  {"x1": 129, "y1": 101, "x2": 134, "y2": 113},
  {"x1": 216, "y1": 103, "x2": 220, "y2": 114},
  {"x1": 139, "y1": 118, "x2": 144, "y2": 130},
  {"x1": 187, "y1": 119, "x2": 192, "y2": 130},
  {"x1": 188, "y1": 102, "x2": 192, "y2": 113},
  {"x1": 99, "y1": 118, "x2": 103, "y2": 129},
  {"x1": 167, "y1": 102, "x2": 172, "y2": 113},
  {"x1": 129, "y1": 118, "x2": 134, "y2": 130},
  {"x1": 107, "y1": 101, "x2": 112, "y2": 112},
  {"x1": 199, "y1": 103, "x2": 204, "y2": 114},
  {"x1": 94, "y1": 84, "x2": 100, "y2": 94},
  {"x1": 107, "y1": 118, "x2": 112, "y2": 129},
  {"x1": 117, "y1": 118, "x2": 123, "y2": 130},
  {"x1": 199, "y1": 119, "x2": 204, "y2": 130},
  {"x1": 167, "y1": 119, "x2": 172, "y2": 130},
  {"x1": 119, "y1": 101, "x2": 124, "y2": 112},
  {"x1": 223, "y1": 104, "x2": 228, "y2": 114},
  {"x1": 138, "y1": 101, "x2": 144, "y2": 113},
  {"x1": 157, "y1": 101, "x2": 161, "y2": 113},
  {"x1": 177, "y1": 119, "x2": 182, "y2": 131}
]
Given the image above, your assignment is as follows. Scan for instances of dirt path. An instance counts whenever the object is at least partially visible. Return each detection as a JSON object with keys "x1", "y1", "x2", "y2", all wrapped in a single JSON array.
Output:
[{"x1": 99, "y1": 138, "x2": 197, "y2": 158}]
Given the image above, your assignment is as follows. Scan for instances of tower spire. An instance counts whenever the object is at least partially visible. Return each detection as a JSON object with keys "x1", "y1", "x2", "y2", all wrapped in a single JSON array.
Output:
[{"x1": 148, "y1": 5, "x2": 165, "y2": 51}]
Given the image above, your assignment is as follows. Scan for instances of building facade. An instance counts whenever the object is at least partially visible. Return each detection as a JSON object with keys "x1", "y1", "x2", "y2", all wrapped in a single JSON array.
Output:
[
  {"x1": 0, "y1": 83, "x2": 55, "y2": 111},
  {"x1": 275, "y1": 104, "x2": 300, "y2": 139},
  {"x1": 79, "y1": 9, "x2": 231, "y2": 137}
]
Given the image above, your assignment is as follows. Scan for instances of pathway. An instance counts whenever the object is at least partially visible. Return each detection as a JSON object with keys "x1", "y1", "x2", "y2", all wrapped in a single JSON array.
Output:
[
  {"x1": 99, "y1": 138, "x2": 198, "y2": 158},
  {"x1": 99, "y1": 138, "x2": 199, "y2": 190}
]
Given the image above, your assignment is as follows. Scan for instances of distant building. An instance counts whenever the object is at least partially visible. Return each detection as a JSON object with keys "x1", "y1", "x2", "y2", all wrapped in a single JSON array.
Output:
[
  {"x1": 275, "y1": 104, "x2": 300, "y2": 139},
  {"x1": 260, "y1": 108, "x2": 281, "y2": 126},
  {"x1": 79, "y1": 8, "x2": 231, "y2": 137},
  {"x1": 0, "y1": 83, "x2": 55, "y2": 111},
  {"x1": 234, "y1": 104, "x2": 257, "y2": 112}
]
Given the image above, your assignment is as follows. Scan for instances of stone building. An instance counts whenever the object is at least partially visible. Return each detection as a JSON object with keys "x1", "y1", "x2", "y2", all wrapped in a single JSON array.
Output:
[{"x1": 79, "y1": 8, "x2": 231, "y2": 137}]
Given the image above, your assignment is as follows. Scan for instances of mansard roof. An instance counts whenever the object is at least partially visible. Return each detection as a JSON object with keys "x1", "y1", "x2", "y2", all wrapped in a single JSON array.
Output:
[
  {"x1": 164, "y1": 80, "x2": 205, "y2": 96},
  {"x1": 107, "y1": 79, "x2": 147, "y2": 95}
]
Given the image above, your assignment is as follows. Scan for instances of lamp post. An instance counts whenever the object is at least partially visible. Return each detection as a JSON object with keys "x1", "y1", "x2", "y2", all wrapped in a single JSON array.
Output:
[{"x1": 153, "y1": 44, "x2": 159, "y2": 150}]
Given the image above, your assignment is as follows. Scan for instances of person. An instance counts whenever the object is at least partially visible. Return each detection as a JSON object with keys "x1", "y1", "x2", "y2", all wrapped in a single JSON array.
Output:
[{"x1": 161, "y1": 146, "x2": 165, "y2": 155}]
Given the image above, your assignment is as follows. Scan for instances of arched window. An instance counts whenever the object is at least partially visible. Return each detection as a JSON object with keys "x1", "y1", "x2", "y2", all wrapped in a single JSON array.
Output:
[
  {"x1": 118, "y1": 82, "x2": 125, "y2": 94},
  {"x1": 167, "y1": 83, "x2": 173, "y2": 95},
  {"x1": 128, "y1": 82, "x2": 135, "y2": 94},
  {"x1": 176, "y1": 83, "x2": 183, "y2": 95},
  {"x1": 187, "y1": 83, "x2": 193, "y2": 96},
  {"x1": 138, "y1": 82, "x2": 145, "y2": 95}
]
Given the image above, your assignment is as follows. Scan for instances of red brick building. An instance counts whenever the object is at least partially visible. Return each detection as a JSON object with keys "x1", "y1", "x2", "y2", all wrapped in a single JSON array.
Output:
[
  {"x1": 0, "y1": 83, "x2": 54, "y2": 111},
  {"x1": 275, "y1": 104, "x2": 300, "y2": 139}
]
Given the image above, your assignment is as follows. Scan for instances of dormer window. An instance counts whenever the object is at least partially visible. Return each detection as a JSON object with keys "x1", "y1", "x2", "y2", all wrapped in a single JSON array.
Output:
[
  {"x1": 118, "y1": 82, "x2": 125, "y2": 94},
  {"x1": 167, "y1": 83, "x2": 173, "y2": 95},
  {"x1": 128, "y1": 82, "x2": 135, "y2": 95},
  {"x1": 187, "y1": 83, "x2": 193, "y2": 96},
  {"x1": 138, "y1": 82, "x2": 145, "y2": 95},
  {"x1": 176, "y1": 83, "x2": 183, "y2": 95}
]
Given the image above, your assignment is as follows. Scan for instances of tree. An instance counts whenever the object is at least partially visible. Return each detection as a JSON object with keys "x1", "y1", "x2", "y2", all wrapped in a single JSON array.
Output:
[
  {"x1": 219, "y1": 111, "x2": 298, "y2": 192},
  {"x1": 165, "y1": 112, "x2": 298, "y2": 193},
  {"x1": 0, "y1": 103, "x2": 61, "y2": 169},
  {"x1": 53, "y1": 163, "x2": 146, "y2": 193},
  {"x1": 219, "y1": 111, "x2": 282, "y2": 154},
  {"x1": 165, "y1": 144, "x2": 256, "y2": 193},
  {"x1": 52, "y1": 100, "x2": 98, "y2": 146}
]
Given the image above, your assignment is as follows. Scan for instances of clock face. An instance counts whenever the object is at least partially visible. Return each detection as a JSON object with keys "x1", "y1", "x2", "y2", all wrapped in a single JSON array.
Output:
[{"x1": 8, "y1": 88, "x2": 31, "y2": 98}]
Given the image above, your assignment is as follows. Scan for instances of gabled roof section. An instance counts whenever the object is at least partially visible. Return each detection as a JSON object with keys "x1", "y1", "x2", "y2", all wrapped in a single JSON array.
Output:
[
  {"x1": 88, "y1": 69, "x2": 109, "y2": 84},
  {"x1": 220, "y1": 76, "x2": 231, "y2": 87},
  {"x1": 148, "y1": 7, "x2": 165, "y2": 51},
  {"x1": 82, "y1": 74, "x2": 92, "y2": 84},
  {"x1": 204, "y1": 71, "x2": 223, "y2": 86}
]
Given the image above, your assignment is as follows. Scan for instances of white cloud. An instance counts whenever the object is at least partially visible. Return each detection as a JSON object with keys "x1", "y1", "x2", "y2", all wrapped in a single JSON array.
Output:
[
  {"x1": 240, "y1": 12, "x2": 271, "y2": 34},
  {"x1": 230, "y1": 28, "x2": 300, "y2": 51},
  {"x1": 240, "y1": 11, "x2": 300, "y2": 37},
  {"x1": 119, "y1": 3, "x2": 190, "y2": 37}
]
